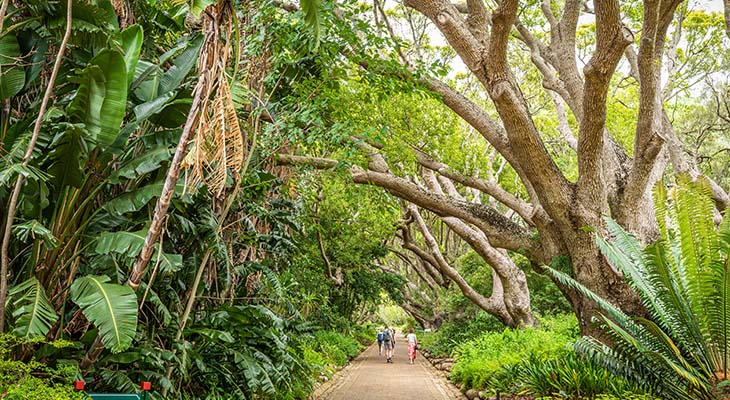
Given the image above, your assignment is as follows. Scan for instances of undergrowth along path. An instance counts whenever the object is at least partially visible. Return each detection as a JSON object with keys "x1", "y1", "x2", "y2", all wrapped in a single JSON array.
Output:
[{"x1": 316, "y1": 335, "x2": 464, "y2": 399}]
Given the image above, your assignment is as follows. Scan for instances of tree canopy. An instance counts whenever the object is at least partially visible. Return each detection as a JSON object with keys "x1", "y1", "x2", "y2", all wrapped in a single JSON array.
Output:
[{"x1": 1, "y1": 0, "x2": 730, "y2": 398}]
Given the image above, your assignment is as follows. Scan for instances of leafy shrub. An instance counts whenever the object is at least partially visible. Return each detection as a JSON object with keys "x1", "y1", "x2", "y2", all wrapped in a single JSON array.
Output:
[
  {"x1": 347, "y1": 323, "x2": 376, "y2": 346},
  {"x1": 447, "y1": 316, "x2": 652, "y2": 399},
  {"x1": 0, "y1": 335, "x2": 83, "y2": 400},
  {"x1": 420, "y1": 311, "x2": 505, "y2": 357},
  {"x1": 450, "y1": 315, "x2": 578, "y2": 390},
  {"x1": 295, "y1": 328, "x2": 366, "y2": 383},
  {"x1": 515, "y1": 352, "x2": 646, "y2": 399},
  {"x1": 312, "y1": 331, "x2": 362, "y2": 363}
]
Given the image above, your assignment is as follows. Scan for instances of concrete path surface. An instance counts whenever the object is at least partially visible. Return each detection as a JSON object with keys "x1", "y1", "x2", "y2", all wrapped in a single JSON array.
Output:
[{"x1": 315, "y1": 335, "x2": 464, "y2": 399}]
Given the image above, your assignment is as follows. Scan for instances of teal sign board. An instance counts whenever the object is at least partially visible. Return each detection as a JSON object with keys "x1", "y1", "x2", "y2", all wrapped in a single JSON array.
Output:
[{"x1": 88, "y1": 395, "x2": 141, "y2": 400}]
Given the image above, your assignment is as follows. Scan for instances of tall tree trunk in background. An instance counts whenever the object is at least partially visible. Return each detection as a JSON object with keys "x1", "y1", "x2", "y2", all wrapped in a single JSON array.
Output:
[
  {"x1": 0, "y1": 0, "x2": 73, "y2": 332},
  {"x1": 111, "y1": 0, "x2": 135, "y2": 29}
]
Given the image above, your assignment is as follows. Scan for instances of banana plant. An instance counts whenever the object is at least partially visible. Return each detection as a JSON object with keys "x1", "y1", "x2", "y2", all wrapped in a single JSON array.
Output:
[
  {"x1": 2, "y1": 0, "x2": 198, "y2": 352},
  {"x1": 0, "y1": 33, "x2": 25, "y2": 100},
  {"x1": 7, "y1": 273, "x2": 138, "y2": 355}
]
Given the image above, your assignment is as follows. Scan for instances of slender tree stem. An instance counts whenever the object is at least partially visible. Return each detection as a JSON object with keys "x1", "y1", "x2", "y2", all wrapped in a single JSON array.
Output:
[
  {"x1": 139, "y1": 234, "x2": 165, "y2": 310},
  {"x1": 0, "y1": 0, "x2": 73, "y2": 332},
  {"x1": 0, "y1": 0, "x2": 10, "y2": 35}
]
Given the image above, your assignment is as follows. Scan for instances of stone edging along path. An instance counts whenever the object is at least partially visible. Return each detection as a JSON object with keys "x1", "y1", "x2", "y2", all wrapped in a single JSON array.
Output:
[{"x1": 312, "y1": 335, "x2": 467, "y2": 399}]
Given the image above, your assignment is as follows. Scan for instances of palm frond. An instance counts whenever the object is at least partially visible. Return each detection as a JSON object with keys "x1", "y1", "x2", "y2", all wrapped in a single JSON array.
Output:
[{"x1": 567, "y1": 176, "x2": 730, "y2": 396}]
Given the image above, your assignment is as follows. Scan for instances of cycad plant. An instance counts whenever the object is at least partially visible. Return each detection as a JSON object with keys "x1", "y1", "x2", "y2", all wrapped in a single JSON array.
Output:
[{"x1": 548, "y1": 177, "x2": 730, "y2": 400}]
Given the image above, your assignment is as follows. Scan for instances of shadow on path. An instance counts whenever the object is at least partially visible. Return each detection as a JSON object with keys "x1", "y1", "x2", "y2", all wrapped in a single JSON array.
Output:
[{"x1": 316, "y1": 335, "x2": 464, "y2": 400}]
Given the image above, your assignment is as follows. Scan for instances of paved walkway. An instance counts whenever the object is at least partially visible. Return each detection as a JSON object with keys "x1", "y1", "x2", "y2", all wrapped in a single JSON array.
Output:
[{"x1": 316, "y1": 335, "x2": 463, "y2": 399}]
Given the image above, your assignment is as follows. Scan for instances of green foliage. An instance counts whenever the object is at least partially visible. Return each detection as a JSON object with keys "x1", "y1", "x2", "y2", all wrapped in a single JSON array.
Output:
[
  {"x1": 305, "y1": 331, "x2": 363, "y2": 367},
  {"x1": 0, "y1": 335, "x2": 83, "y2": 400},
  {"x1": 67, "y1": 48, "x2": 128, "y2": 149},
  {"x1": 300, "y1": 0, "x2": 322, "y2": 44},
  {"x1": 0, "y1": 34, "x2": 25, "y2": 100},
  {"x1": 420, "y1": 312, "x2": 505, "y2": 358},
  {"x1": 449, "y1": 315, "x2": 579, "y2": 390},
  {"x1": 180, "y1": 304, "x2": 301, "y2": 398},
  {"x1": 377, "y1": 304, "x2": 412, "y2": 327},
  {"x1": 288, "y1": 176, "x2": 397, "y2": 327},
  {"x1": 434, "y1": 315, "x2": 650, "y2": 398},
  {"x1": 70, "y1": 275, "x2": 138, "y2": 353},
  {"x1": 514, "y1": 352, "x2": 647, "y2": 399},
  {"x1": 8, "y1": 278, "x2": 58, "y2": 339},
  {"x1": 298, "y1": 327, "x2": 366, "y2": 382},
  {"x1": 547, "y1": 177, "x2": 730, "y2": 399}
]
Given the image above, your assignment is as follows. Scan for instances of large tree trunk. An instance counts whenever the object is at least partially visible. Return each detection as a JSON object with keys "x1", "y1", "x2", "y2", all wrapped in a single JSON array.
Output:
[{"x1": 563, "y1": 229, "x2": 646, "y2": 330}]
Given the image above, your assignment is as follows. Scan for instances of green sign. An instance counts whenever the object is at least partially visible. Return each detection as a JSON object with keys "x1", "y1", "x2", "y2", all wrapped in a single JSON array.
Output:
[{"x1": 88, "y1": 394, "x2": 141, "y2": 400}]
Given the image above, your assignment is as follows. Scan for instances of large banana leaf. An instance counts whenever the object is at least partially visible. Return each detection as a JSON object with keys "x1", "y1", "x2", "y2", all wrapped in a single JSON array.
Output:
[
  {"x1": 133, "y1": 35, "x2": 202, "y2": 103},
  {"x1": 118, "y1": 25, "x2": 143, "y2": 86},
  {"x1": 95, "y1": 229, "x2": 147, "y2": 255},
  {"x1": 159, "y1": 35, "x2": 203, "y2": 94},
  {"x1": 104, "y1": 183, "x2": 164, "y2": 216},
  {"x1": 67, "y1": 49, "x2": 128, "y2": 149},
  {"x1": 0, "y1": 34, "x2": 25, "y2": 100},
  {"x1": 12, "y1": 219, "x2": 58, "y2": 248},
  {"x1": 9, "y1": 278, "x2": 58, "y2": 339},
  {"x1": 94, "y1": 229, "x2": 182, "y2": 272},
  {"x1": 48, "y1": 123, "x2": 88, "y2": 189},
  {"x1": 70, "y1": 275, "x2": 138, "y2": 353},
  {"x1": 108, "y1": 146, "x2": 172, "y2": 184}
]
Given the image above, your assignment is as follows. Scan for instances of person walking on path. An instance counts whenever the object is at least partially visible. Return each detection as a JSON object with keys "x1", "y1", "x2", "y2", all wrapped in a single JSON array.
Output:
[
  {"x1": 376, "y1": 328, "x2": 384, "y2": 356},
  {"x1": 382, "y1": 325, "x2": 394, "y2": 363},
  {"x1": 406, "y1": 328, "x2": 418, "y2": 364}
]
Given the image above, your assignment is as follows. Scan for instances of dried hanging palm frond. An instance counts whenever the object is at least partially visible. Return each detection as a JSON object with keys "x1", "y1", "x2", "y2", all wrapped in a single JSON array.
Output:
[
  {"x1": 203, "y1": 75, "x2": 245, "y2": 195},
  {"x1": 183, "y1": 18, "x2": 247, "y2": 197},
  {"x1": 246, "y1": 270, "x2": 262, "y2": 295}
]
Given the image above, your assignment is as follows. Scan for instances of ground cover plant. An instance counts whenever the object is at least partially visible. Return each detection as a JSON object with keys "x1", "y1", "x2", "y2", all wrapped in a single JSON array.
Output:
[
  {"x1": 0, "y1": 335, "x2": 83, "y2": 400},
  {"x1": 430, "y1": 315, "x2": 653, "y2": 399},
  {"x1": 449, "y1": 315, "x2": 578, "y2": 391}
]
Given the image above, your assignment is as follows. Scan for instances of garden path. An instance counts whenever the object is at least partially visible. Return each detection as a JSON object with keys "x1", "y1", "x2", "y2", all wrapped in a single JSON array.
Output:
[{"x1": 315, "y1": 335, "x2": 464, "y2": 399}]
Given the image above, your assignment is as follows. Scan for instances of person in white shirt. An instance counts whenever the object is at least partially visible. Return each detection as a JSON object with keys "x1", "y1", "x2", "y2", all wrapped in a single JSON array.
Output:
[{"x1": 406, "y1": 327, "x2": 418, "y2": 364}]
